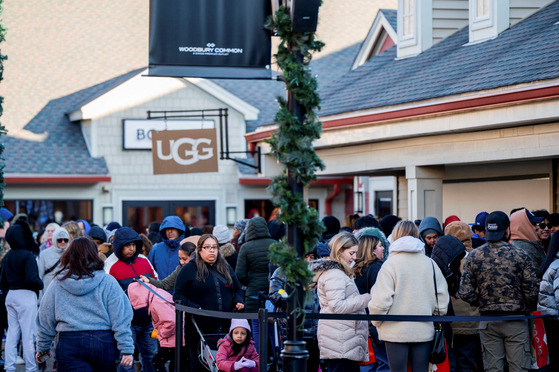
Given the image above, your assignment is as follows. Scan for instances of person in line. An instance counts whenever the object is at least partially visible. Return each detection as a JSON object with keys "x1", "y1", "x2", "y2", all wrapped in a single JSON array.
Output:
[
  {"x1": 369, "y1": 220, "x2": 449, "y2": 372},
  {"x1": 510, "y1": 208, "x2": 545, "y2": 271},
  {"x1": 140, "y1": 241, "x2": 196, "y2": 292},
  {"x1": 36, "y1": 237, "x2": 134, "y2": 371},
  {"x1": 235, "y1": 217, "x2": 276, "y2": 350},
  {"x1": 470, "y1": 212, "x2": 488, "y2": 249},
  {"x1": 308, "y1": 231, "x2": 371, "y2": 372},
  {"x1": 108, "y1": 227, "x2": 158, "y2": 372},
  {"x1": 231, "y1": 219, "x2": 249, "y2": 253},
  {"x1": 418, "y1": 216, "x2": 443, "y2": 256},
  {"x1": 38, "y1": 226, "x2": 70, "y2": 299},
  {"x1": 533, "y1": 209, "x2": 552, "y2": 252},
  {"x1": 148, "y1": 216, "x2": 188, "y2": 280},
  {"x1": 216, "y1": 319, "x2": 259, "y2": 372},
  {"x1": 353, "y1": 230, "x2": 389, "y2": 372},
  {"x1": 1, "y1": 220, "x2": 44, "y2": 372},
  {"x1": 537, "y1": 230, "x2": 559, "y2": 370},
  {"x1": 61, "y1": 221, "x2": 83, "y2": 241},
  {"x1": 173, "y1": 234, "x2": 244, "y2": 372},
  {"x1": 38, "y1": 222, "x2": 59, "y2": 252},
  {"x1": 213, "y1": 225, "x2": 238, "y2": 269},
  {"x1": 459, "y1": 211, "x2": 538, "y2": 372}
]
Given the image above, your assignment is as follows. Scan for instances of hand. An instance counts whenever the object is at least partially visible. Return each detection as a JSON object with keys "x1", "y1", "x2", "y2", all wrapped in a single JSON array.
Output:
[
  {"x1": 120, "y1": 354, "x2": 134, "y2": 367},
  {"x1": 138, "y1": 275, "x2": 150, "y2": 283},
  {"x1": 233, "y1": 361, "x2": 245, "y2": 370},
  {"x1": 243, "y1": 359, "x2": 256, "y2": 368},
  {"x1": 35, "y1": 351, "x2": 50, "y2": 363},
  {"x1": 235, "y1": 302, "x2": 245, "y2": 311}
]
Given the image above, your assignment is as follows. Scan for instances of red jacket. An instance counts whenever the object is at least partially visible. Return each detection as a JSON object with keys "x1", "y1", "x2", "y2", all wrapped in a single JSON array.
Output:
[{"x1": 216, "y1": 335, "x2": 259, "y2": 372}]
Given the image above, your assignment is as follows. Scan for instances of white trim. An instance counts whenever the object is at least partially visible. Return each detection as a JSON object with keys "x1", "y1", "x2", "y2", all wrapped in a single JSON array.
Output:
[{"x1": 352, "y1": 10, "x2": 398, "y2": 70}]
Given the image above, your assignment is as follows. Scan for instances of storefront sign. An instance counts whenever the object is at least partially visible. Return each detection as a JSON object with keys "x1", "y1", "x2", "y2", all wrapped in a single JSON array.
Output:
[
  {"x1": 123, "y1": 119, "x2": 214, "y2": 150},
  {"x1": 148, "y1": 0, "x2": 272, "y2": 79},
  {"x1": 151, "y1": 129, "x2": 219, "y2": 174}
]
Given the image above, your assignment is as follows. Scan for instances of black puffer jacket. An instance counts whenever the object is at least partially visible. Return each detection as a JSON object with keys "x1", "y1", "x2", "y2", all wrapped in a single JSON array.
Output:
[
  {"x1": 1, "y1": 221, "x2": 43, "y2": 296},
  {"x1": 235, "y1": 217, "x2": 276, "y2": 312}
]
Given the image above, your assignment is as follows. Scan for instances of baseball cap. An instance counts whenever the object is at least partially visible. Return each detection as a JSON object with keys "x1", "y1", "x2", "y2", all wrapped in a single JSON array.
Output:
[
  {"x1": 525, "y1": 209, "x2": 543, "y2": 224},
  {"x1": 485, "y1": 211, "x2": 510, "y2": 242},
  {"x1": 471, "y1": 212, "x2": 489, "y2": 228}
]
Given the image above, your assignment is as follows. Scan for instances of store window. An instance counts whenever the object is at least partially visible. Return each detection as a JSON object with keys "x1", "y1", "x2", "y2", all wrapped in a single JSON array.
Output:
[
  {"x1": 244, "y1": 199, "x2": 319, "y2": 221},
  {"x1": 3, "y1": 200, "x2": 93, "y2": 232},
  {"x1": 374, "y1": 191, "x2": 393, "y2": 219},
  {"x1": 123, "y1": 200, "x2": 215, "y2": 234}
]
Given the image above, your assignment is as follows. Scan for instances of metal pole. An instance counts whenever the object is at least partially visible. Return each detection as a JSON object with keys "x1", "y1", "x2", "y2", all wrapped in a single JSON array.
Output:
[
  {"x1": 258, "y1": 308, "x2": 268, "y2": 372},
  {"x1": 175, "y1": 300, "x2": 184, "y2": 372},
  {"x1": 280, "y1": 48, "x2": 309, "y2": 372}
]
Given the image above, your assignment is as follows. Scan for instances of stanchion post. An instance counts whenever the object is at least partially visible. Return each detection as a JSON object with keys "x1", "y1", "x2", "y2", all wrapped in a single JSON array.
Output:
[
  {"x1": 258, "y1": 308, "x2": 268, "y2": 372},
  {"x1": 175, "y1": 300, "x2": 184, "y2": 372}
]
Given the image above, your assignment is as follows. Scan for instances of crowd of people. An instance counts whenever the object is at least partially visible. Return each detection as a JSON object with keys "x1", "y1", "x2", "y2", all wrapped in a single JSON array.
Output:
[{"x1": 0, "y1": 206, "x2": 557, "y2": 372}]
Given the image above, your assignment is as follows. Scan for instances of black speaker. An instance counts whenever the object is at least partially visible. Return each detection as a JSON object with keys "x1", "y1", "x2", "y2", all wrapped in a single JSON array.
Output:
[{"x1": 290, "y1": 0, "x2": 320, "y2": 33}]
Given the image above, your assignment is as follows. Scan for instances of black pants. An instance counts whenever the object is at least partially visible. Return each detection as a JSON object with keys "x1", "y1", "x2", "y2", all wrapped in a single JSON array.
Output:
[
  {"x1": 385, "y1": 341, "x2": 431, "y2": 372},
  {"x1": 326, "y1": 358, "x2": 360, "y2": 372},
  {"x1": 153, "y1": 347, "x2": 175, "y2": 372},
  {"x1": 543, "y1": 317, "x2": 559, "y2": 370}
]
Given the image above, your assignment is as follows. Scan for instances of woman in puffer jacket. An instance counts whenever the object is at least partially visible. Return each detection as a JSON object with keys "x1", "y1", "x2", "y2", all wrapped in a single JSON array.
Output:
[
  {"x1": 537, "y1": 230, "x2": 559, "y2": 370},
  {"x1": 369, "y1": 220, "x2": 449, "y2": 372},
  {"x1": 308, "y1": 231, "x2": 371, "y2": 372}
]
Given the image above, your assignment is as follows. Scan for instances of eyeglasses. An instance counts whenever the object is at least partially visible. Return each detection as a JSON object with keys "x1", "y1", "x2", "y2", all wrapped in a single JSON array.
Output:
[
  {"x1": 202, "y1": 245, "x2": 218, "y2": 251},
  {"x1": 538, "y1": 223, "x2": 552, "y2": 229},
  {"x1": 57, "y1": 238, "x2": 69, "y2": 243}
]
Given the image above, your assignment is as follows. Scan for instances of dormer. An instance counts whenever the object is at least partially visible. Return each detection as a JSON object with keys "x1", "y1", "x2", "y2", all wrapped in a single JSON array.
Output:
[
  {"x1": 397, "y1": 0, "x2": 469, "y2": 59},
  {"x1": 468, "y1": 0, "x2": 555, "y2": 44},
  {"x1": 352, "y1": 9, "x2": 397, "y2": 69}
]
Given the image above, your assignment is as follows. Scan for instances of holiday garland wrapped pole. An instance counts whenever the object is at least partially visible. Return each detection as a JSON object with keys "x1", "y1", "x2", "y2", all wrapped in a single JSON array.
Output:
[{"x1": 265, "y1": 5, "x2": 325, "y2": 371}]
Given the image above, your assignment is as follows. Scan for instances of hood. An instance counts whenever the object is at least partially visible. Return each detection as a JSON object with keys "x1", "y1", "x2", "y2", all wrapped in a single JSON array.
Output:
[
  {"x1": 52, "y1": 227, "x2": 71, "y2": 245},
  {"x1": 220, "y1": 242, "x2": 236, "y2": 258},
  {"x1": 510, "y1": 209, "x2": 538, "y2": 242},
  {"x1": 87, "y1": 226, "x2": 107, "y2": 243},
  {"x1": 444, "y1": 221, "x2": 473, "y2": 252},
  {"x1": 431, "y1": 235, "x2": 466, "y2": 278},
  {"x1": 419, "y1": 217, "x2": 443, "y2": 237},
  {"x1": 77, "y1": 219, "x2": 91, "y2": 234},
  {"x1": 57, "y1": 270, "x2": 107, "y2": 296},
  {"x1": 244, "y1": 217, "x2": 271, "y2": 242},
  {"x1": 267, "y1": 219, "x2": 286, "y2": 241},
  {"x1": 354, "y1": 227, "x2": 390, "y2": 251},
  {"x1": 127, "y1": 281, "x2": 173, "y2": 310},
  {"x1": 308, "y1": 258, "x2": 345, "y2": 273},
  {"x1": 6, "y1": 220, "x2": 37, "y2": 251},
  {"x1": 389, "y1": 236, "x2": 425, "y2": 254},
  {"x1": 159, "y1": 216, "x2": 186, "y2": 249},
  {"x1": 113, "y1": 227, "x2": 143, "y2": 262}
]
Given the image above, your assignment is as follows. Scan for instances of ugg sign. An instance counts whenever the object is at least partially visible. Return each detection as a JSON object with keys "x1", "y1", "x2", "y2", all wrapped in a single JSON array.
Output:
[{"x1": 151, "y1": 129, "x2": 218, "y2": 174}]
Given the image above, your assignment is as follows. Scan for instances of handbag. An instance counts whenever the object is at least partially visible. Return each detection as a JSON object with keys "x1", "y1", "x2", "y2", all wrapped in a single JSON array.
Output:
[{"x1": 429, "y1": 262, "x2": 447, "y2": 365}]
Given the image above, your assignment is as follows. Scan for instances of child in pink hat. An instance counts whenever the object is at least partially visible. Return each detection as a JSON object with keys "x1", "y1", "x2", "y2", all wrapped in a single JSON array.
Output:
[{"x1": 216, "y1": 319, "x2": 259, "y2": 371}]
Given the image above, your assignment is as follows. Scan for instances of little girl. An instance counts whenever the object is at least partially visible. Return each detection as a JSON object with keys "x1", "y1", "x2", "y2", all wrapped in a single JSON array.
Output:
[{"x1": 216, "y1": 319, "x2": 259, "y2": 372}]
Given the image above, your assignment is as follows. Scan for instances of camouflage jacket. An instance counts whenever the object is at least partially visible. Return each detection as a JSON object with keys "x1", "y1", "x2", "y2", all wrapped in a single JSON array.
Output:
[{"x1": 459, "y1": 240, "x2": 538, "y2": 314}]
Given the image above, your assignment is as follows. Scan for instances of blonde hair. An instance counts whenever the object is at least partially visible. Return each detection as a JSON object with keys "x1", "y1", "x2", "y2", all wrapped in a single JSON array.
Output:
[
  {"x1": 61, "y1": 221, "x2": 83, "y2": 240},
  {"x1": 354, "y1": 234, "x2": 381, "y2": 276},
  {"x1": 392, "y1": 220, "x2": 419, "y2": 241},
  {"x1": 328, "y1": 231, "x2": 358, "y2": 277}
]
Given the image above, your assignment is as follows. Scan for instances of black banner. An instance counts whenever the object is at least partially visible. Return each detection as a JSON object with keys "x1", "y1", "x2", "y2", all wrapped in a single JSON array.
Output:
[{"x1": 148, "y1": 0, "x2": 272, "y2": 79}]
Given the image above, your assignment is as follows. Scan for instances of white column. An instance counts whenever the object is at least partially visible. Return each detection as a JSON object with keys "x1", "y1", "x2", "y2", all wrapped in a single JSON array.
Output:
[{"x1": 406, "y1": 165, "x2": 444, "y2": 221}]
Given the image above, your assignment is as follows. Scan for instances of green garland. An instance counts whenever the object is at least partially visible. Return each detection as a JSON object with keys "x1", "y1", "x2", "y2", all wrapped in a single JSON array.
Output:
[
  {"x1": 0, "y1": 0, "x2": 7, "y2": 215},
  {"x1": 265, "y1": 7, "x2": 325, "y2": 289}
]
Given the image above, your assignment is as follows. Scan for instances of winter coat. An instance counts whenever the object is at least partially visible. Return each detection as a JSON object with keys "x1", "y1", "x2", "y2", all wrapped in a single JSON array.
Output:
[
  {"x1": 510, "y1": 209, "x2": 546, "y2": 270},
  {"x1": 369, "y1": 236, "x2": 449, "y2": 343},
  {"x1": 148, "y1": 264, "x2": 180, "y2": 292},
  {"x1": 0, "y1": 221, "x2": 43, "y2": 296},
  {"x1": 354, "y1": 260, "x2": 383, "y2": 296},
  {"x1": 148, "y1": 216, "x2": 186, "y2": 280},
  {"x1": 216, "y1": 334, "x2": 259, "y2": 372},
  {"x1": 220, "y1": 242, "x2": 238, "y2": 270},
  {"x1": 308, "y1": 258, "x2": 371, "y2": 362},
  {"x1": 36, "y1": 270, "x2": 134, "y2": 355},
  {"x1": 236, "y1": 217, "x2": 276, "y2": 312},
  {"x1": 459, "y1": 240, "x2": 538, "y2": 314},
  {"x1": 173, "y1": 259, "x2": 244, "y2": 338},
  {"x1": 444, "y1": 221, "x2": 473, "y2": 252},
  {"x1": 109, "y1": 227, "x2": 157, "y2": 325},
  {"x1": 538, "y1": 253, "x2": 559, "y2": 316},
  {"x1": 419, "y1": 217, "x2": 443, "y2": 256},
  {"x1": 128, "y1": 282, "x2": 177, "y2": 348},
  {"x1": 38, "y1": 227, "x2": 69, "y2": 294}
]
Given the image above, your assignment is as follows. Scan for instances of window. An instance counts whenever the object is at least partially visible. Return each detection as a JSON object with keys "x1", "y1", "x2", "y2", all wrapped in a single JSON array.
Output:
[
  {"x1": 402, "y1": 0, "x2": 415, "y2": 37},
  {"x1": 476, "y1": 0, "x2": 489, "y2": 18},
  {"x1": 374, "y1": 191, "x2": 393, "y2": 219}
]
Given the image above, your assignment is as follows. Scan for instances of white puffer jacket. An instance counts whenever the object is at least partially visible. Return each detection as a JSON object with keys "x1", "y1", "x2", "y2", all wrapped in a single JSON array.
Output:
[
  {"x1": 308, "y1": 259, "x2": 371, "y2": 362},
  {"x1": 538, "y1": 254, "x2": 559, "y2": 316},
  {"x1": 369, "y1": 236, "x2": 449, "y2": 343}
]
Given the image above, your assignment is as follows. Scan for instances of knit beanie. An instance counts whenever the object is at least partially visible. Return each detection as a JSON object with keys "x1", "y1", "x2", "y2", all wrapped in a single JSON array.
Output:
[
  {"x1": 229, "y1": 319, "x2": 251, "y2": 333},
  {"x1": 87, "y1": 226, "x2": 107, "y2": 244},
  {"x1": 213, "y1": 225, "x2": 230, "y2": 244}
]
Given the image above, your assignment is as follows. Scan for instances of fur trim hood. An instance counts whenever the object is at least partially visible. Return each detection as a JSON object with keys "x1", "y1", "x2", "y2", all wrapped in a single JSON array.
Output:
[
  {"x1": 219, "y1": 242, "x2": 236, "y2": 258},
  {"x1": 389, "y1": 236, "x2": 425, "y2": 254},
  {"x1": 308, "y1": 258, "x2": 345, "y2": 273}
]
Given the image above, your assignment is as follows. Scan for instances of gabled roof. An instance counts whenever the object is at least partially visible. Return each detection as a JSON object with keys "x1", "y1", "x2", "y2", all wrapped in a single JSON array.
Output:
[
  {"x1": 1, "y1": 69, "x2": 144, "y2": 176},
  {"x1": 351, "y1": 9, "x2": 397, "y2": 70},
  {"x1": 319, "y1": 0, "x2": 559, "y2": 118}
]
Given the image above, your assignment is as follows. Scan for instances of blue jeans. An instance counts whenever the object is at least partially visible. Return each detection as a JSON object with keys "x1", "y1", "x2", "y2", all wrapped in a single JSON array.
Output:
[
  {"x1": 118, "y1": 324, "x2": 157, "y2": 372},
  {"x1": 56, "y1": 330, "x2": 119, "y2": 372},
  {"x1": 250, "y1": 319, "x2": 274, "y2": 353},
  {"x1": 359, "y1": 337, "x2": 390, "y2": 372}
]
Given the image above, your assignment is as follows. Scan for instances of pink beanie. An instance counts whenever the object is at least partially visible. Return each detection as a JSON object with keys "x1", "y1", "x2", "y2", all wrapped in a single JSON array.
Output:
[{"x1": 229, "y1": 319, "x2": 251, "y2": 333}]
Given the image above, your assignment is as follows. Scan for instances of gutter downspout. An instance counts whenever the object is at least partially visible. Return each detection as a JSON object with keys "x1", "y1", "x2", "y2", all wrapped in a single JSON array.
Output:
[{"x1": 324, "y1": 184, "x2": 340, "y2": 216}]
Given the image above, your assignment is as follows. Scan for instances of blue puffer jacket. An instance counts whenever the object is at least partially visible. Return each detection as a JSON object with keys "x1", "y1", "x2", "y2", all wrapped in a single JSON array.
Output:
[{"x1": 148, "y1": 216, "x2": 185, "y2": 279}]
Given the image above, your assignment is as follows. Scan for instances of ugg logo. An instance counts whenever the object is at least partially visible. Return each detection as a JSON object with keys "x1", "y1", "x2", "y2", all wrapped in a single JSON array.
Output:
[{"x1": 155, "y1": 137, "x2": 214, "y2": 165}]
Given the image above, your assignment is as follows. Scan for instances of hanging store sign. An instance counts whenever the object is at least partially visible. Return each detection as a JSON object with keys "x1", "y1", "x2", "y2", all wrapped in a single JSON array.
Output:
[
  {"x1": 148, "y1": 0, "x2": 272, "y2": 79},
  {"x1": 123, "y1": 119, "x2": 214, "y2": 150},
  {"x1": 151, "y1": 129, "x2": 219, "y2": 175}
]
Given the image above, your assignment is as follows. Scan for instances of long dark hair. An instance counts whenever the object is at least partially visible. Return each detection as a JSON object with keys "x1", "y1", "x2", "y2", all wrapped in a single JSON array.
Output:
[
  {"x1": 538, "y1": 230, "x2": 559, "y2": 278},
  {"x1": 195, "y1": 234, "x2": 232, "y2": 283},
  {"x1": 55, "y1": 237, "x2": 104, "y2": 280},
  {"x1": 230, "y1": 329, "x2": 251, "y2": 356}
]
